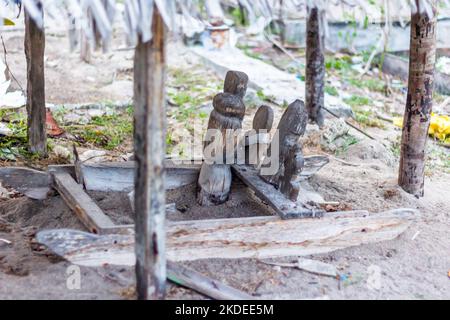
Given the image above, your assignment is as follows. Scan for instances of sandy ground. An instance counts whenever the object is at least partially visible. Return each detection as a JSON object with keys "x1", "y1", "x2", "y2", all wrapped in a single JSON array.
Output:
[{"x1": 0, "y1": 28, "x2": 449, "y2": 300}]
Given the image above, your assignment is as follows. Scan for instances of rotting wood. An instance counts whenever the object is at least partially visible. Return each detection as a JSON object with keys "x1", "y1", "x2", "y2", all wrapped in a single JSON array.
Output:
[
  {"x1": 198, "y1": 70, "x2": 248, "y2": 206},
  {"x1": 399, "y1": 2, "x2": 437, "y2": 197},
  {"x1": 24, "y1": 3, "x2": 46, "y2": 155},
  {"x1": 133, "y1": 6, "x2": 167, "y2": 300},
  {"x1": 36, "y1": 208, "x2": 417, "y2": 264},
  {"x1": 259, "y1": 100, "x2": 308, "y2": 201},
  {"x1": 52, "y1": 172, "x2": 115, "y2": 234}
]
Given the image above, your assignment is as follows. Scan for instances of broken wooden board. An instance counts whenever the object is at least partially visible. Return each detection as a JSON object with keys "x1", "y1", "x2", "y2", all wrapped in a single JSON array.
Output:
[
  {"x1": 36, "y1": 208, "x2": 416, "y2": 263},
  {"x1": 232, "y1": 164, "x2": 324, "y2": 219},
  {"x1": 0, "y1": 166, "x2": 50, "y2": 200}
]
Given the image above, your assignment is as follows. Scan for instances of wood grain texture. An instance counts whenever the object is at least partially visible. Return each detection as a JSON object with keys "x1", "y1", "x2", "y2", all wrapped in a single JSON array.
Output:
[
  {"x1": 133, "y1": 7, "x2": 167, "y2": 300},
  {"x1": 25, "y1": 5, "x2": 46, "y2": 155},
  {"x1": 398, "y1": 2, "x2": 437, "y2": 197},
  {"x1": 36, "y1": 208, "x2": 416, "y2": 264}
]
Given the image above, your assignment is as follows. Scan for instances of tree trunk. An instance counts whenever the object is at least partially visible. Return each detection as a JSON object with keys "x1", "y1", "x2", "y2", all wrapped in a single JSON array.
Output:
[
  {"x1": 398, "y1": 2, "x2": 437, "y2": 197},
  {"x1": 133, "y1": 6, "x2": 167, "y2": 300},
  {"x1": 305, "y1": 5, "x2": 325, "y2": 127},
  {"x1": 24, "y1": 5, "x2": 46, "y2": 155}
]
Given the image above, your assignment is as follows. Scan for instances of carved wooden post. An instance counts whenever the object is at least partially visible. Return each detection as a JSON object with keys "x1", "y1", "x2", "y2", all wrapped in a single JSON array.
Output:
[
  {"x1": 398, "y1": 1, "x2": 437, "y2": 197},
  {"x1": 305, "y1": 6, "x2": 325, "y2": 127},
  {"x1": 133, "y1": 7, "x2": 167, "y2": 300},
  {"x1": 260, "y1": 100, "x2": 307, "y2": 201},
  {"x1": 305, "y1": 3, "x2": 325, "y2": 127},
  {"x1": 246, "y1": 105, "x2": 274, "y2": 166},
  {"x1": 198, "y1": 71, "x2": 248, "y2": 205},
  {"x1": 24, "y1": 4, "x2": 46, "y2": 155}
]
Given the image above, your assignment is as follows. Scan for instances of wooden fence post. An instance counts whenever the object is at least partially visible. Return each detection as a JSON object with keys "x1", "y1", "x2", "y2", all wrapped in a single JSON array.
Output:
[
  {"x1": 133, "y1": 6, "x2": 167, "y2": 300},
  {"x1": 24, "y1": 3, "x2": 46, "y2": 155},
  {"x1": 398, "y1": 1, "x2": 437, "y2": 197}
]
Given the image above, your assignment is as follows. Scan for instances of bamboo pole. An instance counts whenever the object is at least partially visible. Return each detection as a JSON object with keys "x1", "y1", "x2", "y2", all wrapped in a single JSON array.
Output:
[
  {"x1": 24, "y1": 3, "x2": 46, "y2": 155},
  {"x1": 133, "y1": 6, "x2": 167, "y2": 300},
  {"x1": 398, "y1": 1, "x2": 437, "y2": 197}
]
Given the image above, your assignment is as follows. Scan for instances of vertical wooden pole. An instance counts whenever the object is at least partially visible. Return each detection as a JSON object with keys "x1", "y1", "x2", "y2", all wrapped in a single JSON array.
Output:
[
  {"x1": 398, "y1": 1, "x2": 437, "y2": 197},
  {"x1": 305, "y1": 4, "x2": 325, "y2": 128},
  {"x1": 133, "y1": 6, "x2": 167, "y2": 300},
  {"x1": 24, "y1": 4, "x2": 46, "y2": 155}
]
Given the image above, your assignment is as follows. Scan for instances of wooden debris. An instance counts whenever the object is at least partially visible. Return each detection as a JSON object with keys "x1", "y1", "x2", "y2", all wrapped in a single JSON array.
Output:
[
  {"x1": 36, "y1": 208, "x2": 417, "y2": 263},
  {"x1": 297, "y1": 258, "x2": 338, "y2": 277},
  {"x1": 0, "y1": 167, "x2": 49, "y2": 200},
  {"x1": 260, "y1": 100, "x2": 308, "y2": 201},
  {"x1": 261, "y1": 258, "x2": 338, "y2": 278},
  {"x1": 198, "y1": 70, "x2": 248, "y2": 206}
]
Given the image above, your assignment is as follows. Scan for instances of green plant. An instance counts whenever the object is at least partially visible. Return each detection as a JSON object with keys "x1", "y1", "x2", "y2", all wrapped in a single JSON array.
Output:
[
  {"x1": 343, "y1": 95, "x2": 370, "y2": 107},
  {"x1": 325, "y1": 86, "x2": 339, "y2": 96}
]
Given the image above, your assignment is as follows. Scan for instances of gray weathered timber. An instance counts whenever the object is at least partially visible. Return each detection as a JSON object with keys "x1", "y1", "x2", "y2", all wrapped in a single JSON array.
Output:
[
  {"x1": 399, "y1": 3, "x2": 437, "y2": 197},
  {"x1": 133, "y1": 7, "x2": 167, "y2": 300},
  {"x1": 246, "y1": 105, "x2": 274, "y2": 166},
  {"x1": 78, "y1": 161, "x2": 199, "y2": 192},
  {"x1": 52, "y1": 172, "x2": 116, "y2": 234},
  {"x1": 198, "y1": 70, "x2": 248, "y2": 206},
  {"x1": 0, "y1": 167, "x2": 49, "y2": 200},
  {"x1": 232, "y1": 164, "x2": 323, "y2": 219},
  {"x1": 36, "y1": 208, "x2": 416, "y2": 263},
  {"x1": 305, "y1": 5, "x2": 325, "y2": 127},
  {"x1": 24, "y1": 5, "x2": 46, "y2": 155},
  {"x1": 260, "y1": 100, "x2": 308, "y2": 201}
]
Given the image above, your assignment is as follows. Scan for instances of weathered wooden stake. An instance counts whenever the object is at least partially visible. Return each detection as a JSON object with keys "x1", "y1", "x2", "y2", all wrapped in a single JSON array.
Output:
[
  {"x1": 399, "y1": 1, "x2": 437, "y2": 197},
  {"x1": 24, "y1": 4, "x2": 46, "y2": 155},
  {"x1": 133, "y1": 7, "x2": 167, "y2": 300},
  {"x1": 305, "y1": 4, "x2": 325, "y2": 127}
]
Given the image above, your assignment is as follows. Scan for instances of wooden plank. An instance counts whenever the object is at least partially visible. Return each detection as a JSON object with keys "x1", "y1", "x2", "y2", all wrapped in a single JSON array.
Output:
[
  {"x1": 0, "y1": 167, "x2": 50, "y2": 200},
  {"x1": 79, "y1": 161, "x2": 199, "y2": 192},
  {"x1": 232, "y1": 164, "x2": 324, "y2": 219},
  {"x1": 36, "y1": 208, "x2": 416, "y2": 264},
  {"x1": 24, "y1": 5, "x2": 46, "y2": 155},
  {"x1": 52, "y1": 172, "x2": 115, "y2": 234},
  {"x1": 133, "y1": 6, "x2": 167, "y2": 300}
]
